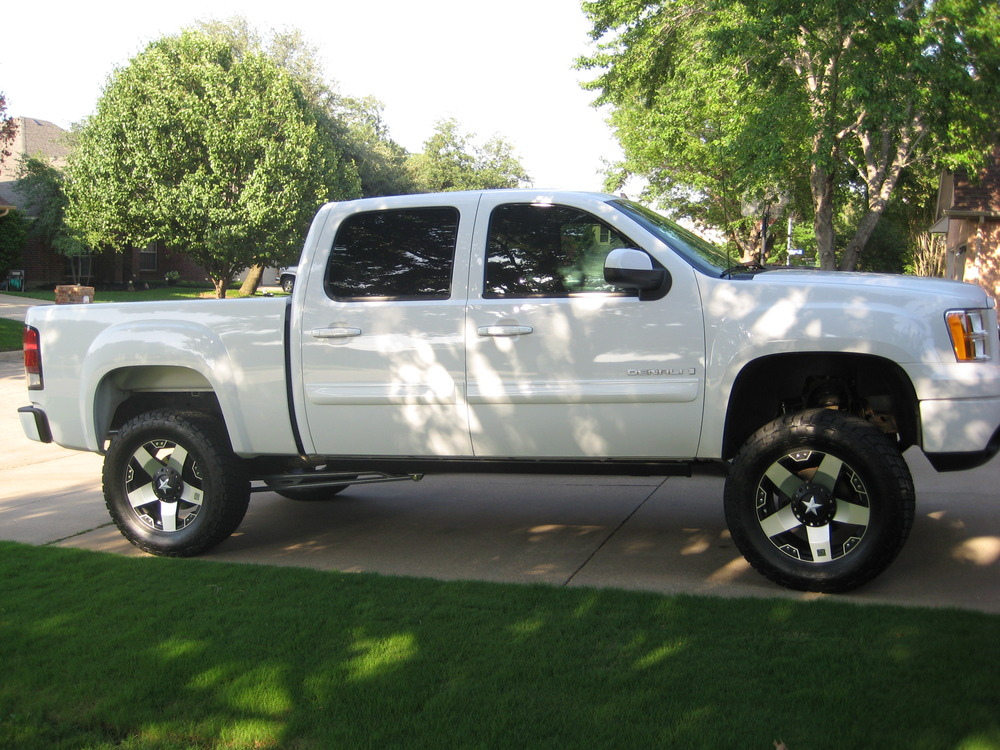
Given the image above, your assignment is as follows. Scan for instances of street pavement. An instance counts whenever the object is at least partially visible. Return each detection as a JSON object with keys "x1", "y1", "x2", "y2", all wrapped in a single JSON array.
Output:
[{"x1": 1, "y1": 292, "x2": 998, "y2": 613}]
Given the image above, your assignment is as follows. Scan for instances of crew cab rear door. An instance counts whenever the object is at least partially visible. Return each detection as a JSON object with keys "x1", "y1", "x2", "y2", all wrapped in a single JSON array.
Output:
[
  {"x1": 295, "y1": 195, "x2": 478, "y2": 456},
  {"x1": 465, "y1": 194, "x2": 706, "y2": 459}
]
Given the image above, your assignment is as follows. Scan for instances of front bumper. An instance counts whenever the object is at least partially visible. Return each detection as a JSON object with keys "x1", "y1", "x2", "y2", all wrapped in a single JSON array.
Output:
[{"x1": 920, "y1": 397, "x2": 1000, "y2": 472}]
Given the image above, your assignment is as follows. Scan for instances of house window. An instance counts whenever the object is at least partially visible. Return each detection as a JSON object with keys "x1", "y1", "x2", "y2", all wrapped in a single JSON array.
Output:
[
  {"x1": 139, "y1": 243, "x2": 158, "y2": 272},
  {"x1": 66, "y1": 252, "x2": 92, "y2": 280}
]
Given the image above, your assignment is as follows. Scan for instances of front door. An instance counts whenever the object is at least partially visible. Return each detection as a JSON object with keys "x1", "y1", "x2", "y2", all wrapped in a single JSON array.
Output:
[{"x1": 466, "y1": 195, "x2": 706, "y2": 459}]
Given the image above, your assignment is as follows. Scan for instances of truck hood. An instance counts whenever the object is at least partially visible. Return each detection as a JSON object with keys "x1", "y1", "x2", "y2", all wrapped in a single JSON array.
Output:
[
  {"x1": 746, "y1": 269, "x2": 992, "y2": 309},
  {"x1": 697, "y1": 267, "x2": 996, "y2": 368}
]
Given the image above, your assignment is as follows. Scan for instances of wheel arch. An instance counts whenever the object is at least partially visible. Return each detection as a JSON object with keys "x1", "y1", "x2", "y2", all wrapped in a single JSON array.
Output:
[
  {"x1": 720, "y1": 352, "x2": 919, "y2": 460},
  {"x1": 91, "y1": 365, "x2": 234, "y2": 453}
]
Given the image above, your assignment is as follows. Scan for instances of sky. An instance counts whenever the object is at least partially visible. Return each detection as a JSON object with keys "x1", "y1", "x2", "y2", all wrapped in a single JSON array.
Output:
[{"x1": 1, "y1": 0, "x2": 623, "y2": 191}]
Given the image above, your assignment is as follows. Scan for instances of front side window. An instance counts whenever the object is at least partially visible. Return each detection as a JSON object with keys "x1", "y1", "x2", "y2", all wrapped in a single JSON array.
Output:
[
  {"x1": 484, "y1": 203, "x2": 640, "y2": 298},
  {"x1": 325, "y1": 207, "x2": 459, "y2": 300},
  {"x1": 610, "y1": 199, "x2": 730, "y2": 275}
]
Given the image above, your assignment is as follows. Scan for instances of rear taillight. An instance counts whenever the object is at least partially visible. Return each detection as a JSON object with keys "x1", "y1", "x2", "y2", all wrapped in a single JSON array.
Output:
[{"x1": 23, "y1": 325, "x2": 43, "y2": 390}]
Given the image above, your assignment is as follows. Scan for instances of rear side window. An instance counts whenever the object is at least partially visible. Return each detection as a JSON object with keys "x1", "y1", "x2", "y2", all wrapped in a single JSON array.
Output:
[
  {"x1": 325, "y1": 207, "x2": 459, "y2": 300},
  {"x1": 484, "y1": 203, "x2": 640, "y2": 298}
]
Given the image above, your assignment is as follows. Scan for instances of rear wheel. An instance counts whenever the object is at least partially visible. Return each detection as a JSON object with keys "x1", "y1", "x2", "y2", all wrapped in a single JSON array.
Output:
[
  {"x1": 724, "y1": 409, "x2": 915, "y2": 592},
  {"x1": 103, "y1": 411, "x2": 250, "y2": 556}
]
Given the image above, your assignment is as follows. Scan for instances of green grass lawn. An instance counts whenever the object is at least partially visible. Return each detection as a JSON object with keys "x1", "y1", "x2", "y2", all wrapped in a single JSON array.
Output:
[
  {"x1": 5, "y1": 283, "x2": 270, "y2": 304},
  {"x1": 0, "y1": 317, "x2": 20, "y2": 351},
  {"x1": 1, "y1": 541, "x2": 997, "y2": 750}
]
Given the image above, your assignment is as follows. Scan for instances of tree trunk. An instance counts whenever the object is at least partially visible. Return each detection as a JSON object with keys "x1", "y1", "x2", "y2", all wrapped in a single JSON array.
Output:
[
  {"x1": 839, "y1": 210, "x2": 883, "y2": 271},
  {"x1": 212, "y1": 277, "x2": 229, "y2": 299},
  {"x1": 239, "y1": 264, "x2": 265, "y2": 296},
  {"x1": 740, "y1": 223, "x2": 761, "y2": 264},
  {"x1": 810, "y1": 163, "x2": 838, "y2": 270}
]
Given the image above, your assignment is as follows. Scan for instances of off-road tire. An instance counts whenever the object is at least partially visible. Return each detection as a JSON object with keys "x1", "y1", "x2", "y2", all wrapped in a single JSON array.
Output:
[
  {"x1": 103, "y1": 410, "x2": 250, "y2": 556},
  {"x1": 725, "y1": 408, "x2": 915, "y2": 593}
]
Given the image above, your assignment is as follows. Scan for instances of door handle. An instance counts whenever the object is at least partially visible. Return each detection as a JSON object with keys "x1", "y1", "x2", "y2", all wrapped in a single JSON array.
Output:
[
  {"x1": 311, "y1": 327, "x2": 362, "y2": 338},
  {"x1": 477, "y1": 325, "x2": 534, "y2": 337}
]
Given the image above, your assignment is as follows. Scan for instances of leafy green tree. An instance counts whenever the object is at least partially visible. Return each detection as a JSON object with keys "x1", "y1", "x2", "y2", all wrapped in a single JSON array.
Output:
[
  {"x1": 408, "y1": 118, "x2": 531, "y2": 192},
  {"x1": 581, "y1": 0, "x2": 1000, "y2": 270},
  {"x1": 0, "y1": 92, "x2": 16, "y2": 175},
  {"x1": 0, "y1": 210, "x2": 27, "y2": 280},
  {"x1": 65, "y1": 31, "x2": 360, "y2": 298},
  {"x1": 1, "y1": 93, "x2": 25, "y2": 281},
  {"x1": 194, "y1": 18, "x2": 413, "y2": 294},
  {"x1": 15, "y1": 155, "x2": 90, "y2": 281},
  {"x1": 198, "y1": 18, "x2": 415, "y2": 199},
  {"x1": 336, "y1": 95, "x2": 417, "y2": 197},
  {"x1": 581, "y1": 2, "x2": 806, "y2": 261}
]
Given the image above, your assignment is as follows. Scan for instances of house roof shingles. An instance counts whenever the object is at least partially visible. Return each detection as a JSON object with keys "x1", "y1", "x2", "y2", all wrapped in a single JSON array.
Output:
[
  {"x1": 0, "y1": 117, "x2": 72, "y2": 216},
  {"x1": 950, "y1": 146, "x2": 1000, "y2": 214}
]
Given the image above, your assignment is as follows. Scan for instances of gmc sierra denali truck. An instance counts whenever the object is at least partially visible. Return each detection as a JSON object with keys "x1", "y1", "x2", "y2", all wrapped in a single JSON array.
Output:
[{"x1": 18, "y1": 190, "x2": 1000, "y2": 592}]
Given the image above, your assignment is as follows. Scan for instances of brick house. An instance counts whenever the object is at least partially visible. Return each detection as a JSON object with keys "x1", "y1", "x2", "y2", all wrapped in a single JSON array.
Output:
[
  {"x1": 931, "y1": 146, "x2": 1000, "y2": 307},
  {"x1": 0, "y1": 117, "x2": 210, "y2": 290}
]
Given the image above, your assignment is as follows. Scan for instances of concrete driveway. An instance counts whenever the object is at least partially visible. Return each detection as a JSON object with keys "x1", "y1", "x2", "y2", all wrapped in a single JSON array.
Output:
[
  {"x1": 0, "y1": 291, "x2": 49, "y2": 321},
  {"x1": 2, "y1": 297, "x2": 998, "y2": 612}
]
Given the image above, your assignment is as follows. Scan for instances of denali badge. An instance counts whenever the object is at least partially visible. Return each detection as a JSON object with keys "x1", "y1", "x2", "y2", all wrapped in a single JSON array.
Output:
[{"x1": 627, "y1": 368, "x2": 697, "y2": 376}]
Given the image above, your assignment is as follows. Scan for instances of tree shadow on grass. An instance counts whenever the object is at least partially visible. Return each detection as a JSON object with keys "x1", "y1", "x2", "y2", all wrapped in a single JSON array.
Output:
[{"x1": 1, "y1": 542, "x2": 998, "y2": 749}]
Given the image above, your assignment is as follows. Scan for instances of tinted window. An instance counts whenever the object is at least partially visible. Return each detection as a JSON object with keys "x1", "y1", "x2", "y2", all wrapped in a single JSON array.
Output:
[
  {"x1": 326, "y1": 207, "x2": 459, "y2": 300},
  {"x1": 484, "y1": 203, "x2": 640, "y2": 297},
  {"x1": 610, "y1": 199, "x2": 729, "y2": 275}
]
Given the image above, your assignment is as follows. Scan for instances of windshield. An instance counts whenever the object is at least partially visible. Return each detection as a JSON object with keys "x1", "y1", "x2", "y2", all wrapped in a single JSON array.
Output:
[{"x1": 610, "y1": 199, "x2": 730, "y2": 275}]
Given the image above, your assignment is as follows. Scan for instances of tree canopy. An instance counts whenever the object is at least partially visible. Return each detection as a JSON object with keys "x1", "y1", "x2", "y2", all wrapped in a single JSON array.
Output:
[
  {"x1": 581, "y1": 0, "x2": 1000, "y2": 270},
  {"x1": 0, "y1": 211, "x2": 27, "y2": 279},
  {"x1": 0, "y1": 92, "x2": 16, "y2": 177},
  {"x1": 408, "y1": 118, "x2": 531, "y2": 193},
  {"x1": 195, "y1": 19, "x2": 416, "y2": 200},
  {"x1": 15, "y1": 155, "x2": 90, "y2": 281},
  {"x1": 65, "y1": 30, "x2": 361, "y2": 297}
]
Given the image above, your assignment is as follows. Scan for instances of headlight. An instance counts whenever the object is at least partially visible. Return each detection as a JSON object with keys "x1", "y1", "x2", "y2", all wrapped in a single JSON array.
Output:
[{"x1": 946, "y1": 310, "x2": 989, "y2": 362}]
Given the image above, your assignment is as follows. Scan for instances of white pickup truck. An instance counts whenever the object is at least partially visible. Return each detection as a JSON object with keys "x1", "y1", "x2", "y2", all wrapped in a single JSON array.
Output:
[{"x1": 18, "y1": 190, "x2": 1000, "y2": 592}]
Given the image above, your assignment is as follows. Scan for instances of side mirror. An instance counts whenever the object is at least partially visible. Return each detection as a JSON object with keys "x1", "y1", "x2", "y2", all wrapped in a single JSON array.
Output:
[{"x1": 604, "y1": 248, "x2": 670, "y2": 299}]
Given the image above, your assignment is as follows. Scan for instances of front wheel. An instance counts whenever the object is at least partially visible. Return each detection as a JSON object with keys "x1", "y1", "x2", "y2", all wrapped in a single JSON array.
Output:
[
  {"x1": 724, "y1": 409, "x2": 915, "y2": 593},
  {"x1": 103, "y1": 411, "x2": 250, "y2": 556}
]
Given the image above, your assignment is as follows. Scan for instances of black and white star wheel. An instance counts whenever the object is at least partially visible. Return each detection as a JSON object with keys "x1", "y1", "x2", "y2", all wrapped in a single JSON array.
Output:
[
  {"x1": 725, "y1": 409, "x2": 915, "y2": 592},
  {"x1": 103, "y1": 411, "x2": 250, "y2": 556}
]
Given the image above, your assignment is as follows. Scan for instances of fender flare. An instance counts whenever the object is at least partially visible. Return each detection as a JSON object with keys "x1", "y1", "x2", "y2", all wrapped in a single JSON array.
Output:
[{"x1": 79, "y1": 319, "x2": 250, "y2": 454}]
